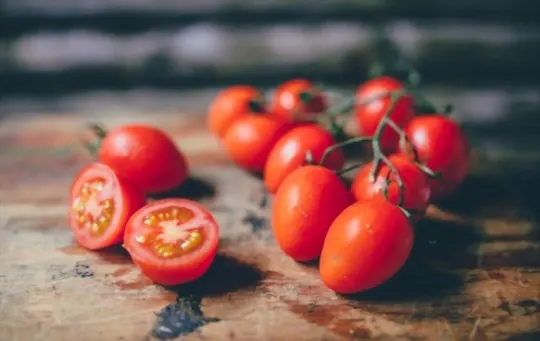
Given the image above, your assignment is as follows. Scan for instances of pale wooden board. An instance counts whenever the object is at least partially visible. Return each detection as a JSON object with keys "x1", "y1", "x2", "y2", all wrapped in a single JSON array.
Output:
[{"x1": 0, "y1": 112, "x2": 539, "y2": 341}]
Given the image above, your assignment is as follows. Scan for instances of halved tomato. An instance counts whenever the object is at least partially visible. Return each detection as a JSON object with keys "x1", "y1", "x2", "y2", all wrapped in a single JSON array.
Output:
[
  {"x1": 123, "y1": 198, "x2": 220, "y2": 286},
  {"x1": 68, "y1": 162, "x2": 146, "y2": 250}
]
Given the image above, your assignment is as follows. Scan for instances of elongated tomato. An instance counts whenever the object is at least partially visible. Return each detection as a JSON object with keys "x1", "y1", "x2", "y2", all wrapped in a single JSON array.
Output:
[
  {"x1": 272, "y1": 165, "x2": 353, "y2": 261},
  {"x1": 351, "y1": 154, "x2": 430, "y2": 221},
  {"x1": 123, "y1": 198, "x2": 220, "y2": 286},
  {"x1": 68, "y1": 162, "x2": 146, "y2": 250},
  {"x1": 320, "y1": 199, "x2": 414, "y2": 294},
  {"x1": 264, "y1": 124, "x2": 345, "y2": 194}
]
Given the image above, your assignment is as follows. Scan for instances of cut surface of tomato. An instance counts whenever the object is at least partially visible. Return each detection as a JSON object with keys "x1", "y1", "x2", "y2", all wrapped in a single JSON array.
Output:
[
  {"x1": 123, "y1": 198, "x2": 220, "y2": 286},
  {"x1": 68, "y1": 162, "x2": 146, "y2": 250}
]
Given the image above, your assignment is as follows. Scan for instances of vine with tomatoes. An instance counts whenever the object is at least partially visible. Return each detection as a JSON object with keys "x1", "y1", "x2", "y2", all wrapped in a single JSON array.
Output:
[
  {"x1": 64, "y1": 49, "x2": 470, "y2": 294},
  {"x1": 209, "y1": 70, "x2": 470, "y2": 294}
]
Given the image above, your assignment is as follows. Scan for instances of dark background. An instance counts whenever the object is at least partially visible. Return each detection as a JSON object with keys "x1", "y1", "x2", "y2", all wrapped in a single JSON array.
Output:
[{"x1": 2, "y1": 0, "x2": 540, "y2": 152}]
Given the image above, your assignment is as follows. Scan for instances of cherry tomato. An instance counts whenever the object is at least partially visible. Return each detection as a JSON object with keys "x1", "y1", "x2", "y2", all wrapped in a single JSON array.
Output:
[
  {"x1": 263, "y1": 124, "x2": 345, "y2": 194},
  {"x1": 123, "y1": 198, "x2": 220, "y2": 286},
  {"x1": 68, "y1": 162, "x2": 146, "y2": 250},
  {"x1": 355, "y1": 76, "x2": 414, "y2": 153},
  {"x1": 271, "y1": 79, "x2": 327, "y2": 121},
  {"x1": 98, "y1": 124, "x2": 188, "y2": 194},
  {"x1": 207, "y1": 85, "x2": 265, "y2": 138},
  {"x1": 222, "y1": 114, "x2": 290, "y2": 173},
  {"x1": 272, "y1": 165, "x2": 353, "y2": 262},
  {"x1": 320, "y1": 198, "x2": 414, "y2": 294},
  {"x1": 401, "y1": 115, "x2": 470, "y2": 200},
  {"x1": 351, "y1": 154, "x2": 430, "y2": 221}
]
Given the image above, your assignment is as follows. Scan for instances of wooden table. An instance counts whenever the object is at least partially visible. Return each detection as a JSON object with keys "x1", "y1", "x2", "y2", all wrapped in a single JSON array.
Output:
[{"x1": 0, "y1": 110, "x2": 539, "y2": 341}]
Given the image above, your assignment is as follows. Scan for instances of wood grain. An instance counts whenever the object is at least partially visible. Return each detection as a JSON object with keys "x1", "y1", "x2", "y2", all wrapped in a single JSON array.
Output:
[{"x1": 0, "y1": 112, "x2": 539, "y2": 340}]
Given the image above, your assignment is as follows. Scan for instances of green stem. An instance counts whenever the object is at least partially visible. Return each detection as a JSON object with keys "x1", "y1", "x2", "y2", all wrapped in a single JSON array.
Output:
[{"x1": 320, "y1": 136, "x2": 372, "y2": 166}]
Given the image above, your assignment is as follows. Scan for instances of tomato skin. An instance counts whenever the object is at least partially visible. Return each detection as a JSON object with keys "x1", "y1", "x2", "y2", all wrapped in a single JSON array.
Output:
[
  {"x1": 320, "y1": 199, "x2": 414, "y2": 294},
  {"x1": 271, "y1": 79, "x2": 327, "y2": 121},
  {"x1": 98, "y1": 124, "x2": 188, "y2": 194},
  {"x1": 124, "y1": 198, "x2": 220, "y2": 286},
  {"x1": 207, "y1": 86, "x2": 264, "y2": 138},
  {"x1": 355, "y1": 77, "x2": 414, "y2": 153},
  {"x1": 401, "y1": 115, "x2": 470, "y2": 200},
  {"x1": 351, "y1": 154, "x2": 430, "y2": 221},
  {"x1": 263, "y1": 124, "x2": 345, "y2": 194},
  {"x1": 222, "y1": 114, "x2": 290, "y2": 173},
  {"x1": 68, "y1": 162, "x2": 146, "y2": 250},
  {"x1": 272, "y1": 166, "x2": 353, "y2": 262}
]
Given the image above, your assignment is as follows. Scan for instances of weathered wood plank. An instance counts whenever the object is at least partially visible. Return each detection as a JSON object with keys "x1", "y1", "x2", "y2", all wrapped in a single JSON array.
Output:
[{"x1": 0, "y1": 112, "x2": 539, "y2": 340}]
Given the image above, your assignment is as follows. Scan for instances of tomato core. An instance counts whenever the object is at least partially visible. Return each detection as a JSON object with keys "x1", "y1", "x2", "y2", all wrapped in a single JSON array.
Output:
[
  {"x1": 71, "y1": 178, "x2": 116, "y2": 236},
  {"x1": 134, "y1": 206, "x2": 210, "y2": 259}
]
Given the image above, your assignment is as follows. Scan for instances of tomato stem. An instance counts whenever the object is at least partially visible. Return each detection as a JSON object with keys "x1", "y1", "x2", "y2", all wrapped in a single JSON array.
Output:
[
  {"x1": 320, "y1": 136, "x2": 372, "y2": 167},
  {"x1": 84, "y1": 123, "x2": 108, "y2": 156}
]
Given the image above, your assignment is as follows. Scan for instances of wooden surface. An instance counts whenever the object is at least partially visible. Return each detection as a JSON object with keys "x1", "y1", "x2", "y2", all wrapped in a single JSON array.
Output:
[{"x1": 0, "y1": 110, "x2": 539, "y2": 341}]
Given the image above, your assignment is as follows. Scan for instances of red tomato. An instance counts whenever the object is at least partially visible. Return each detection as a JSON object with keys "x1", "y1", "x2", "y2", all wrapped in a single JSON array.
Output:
[
  {"x1": 98, "y1": 124, "x2": 188, "y2": 194},
  {"x1": 401, "y1": 115, "x2": 470, "y2": 200},
  {"x1": 222, "y1": 114, "x2": 290, "y2": 173},
  {"x1": 271, "y1": 79, "x2": 327, "y2": 121},
  {"x1": 351, "y1": 154, "x2": 430, "y2": 221},
  {"x1": 123, "y1": 198, "x2": 220, "y2": 286},
  {"x1": 207, "y1": 85, "x2": 265, "y2": 138},
  {"x1": 355, "y1": 76, "x2": 414, "y2": 153},
  {"x1": 263, "y1": 124, "x2": 345, "y2": 194},
  {"x1": 320, "y1": 198, "x2": 414, "y2": 294},
  {"x1": 272, "y1": 165, "x2": 353, "y2": 261},
  {"x1": 68, "y1": 162, "x2": 146, "y2": 250}
]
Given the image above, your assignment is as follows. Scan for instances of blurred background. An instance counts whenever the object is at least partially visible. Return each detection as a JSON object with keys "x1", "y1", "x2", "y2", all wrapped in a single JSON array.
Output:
[{"x1": 2, "y1": 0, "x2": 540, "y2": 153}]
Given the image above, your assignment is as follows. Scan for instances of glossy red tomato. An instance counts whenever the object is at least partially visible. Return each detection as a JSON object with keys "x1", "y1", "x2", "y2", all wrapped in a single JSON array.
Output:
[
  {"x1": 98, "y1": 124, "x2": 188, "y2": 194},
  {"x1": 351, "y1": 154, "x2": 430, "y2": 221},
  {"x1": 320, "y1": 198, "x2": 414, "y2": 294},
  {"x1": 355, "y1": 76, "x2": 414, "y2": 153},
  {"x1": 271, "y1": 79, "x2": 327, "y2": 121},
  {"x1": 124, "y1": 198, "x2": 220, "y2": 286},
  {"x1": 222, "y1": 114, "x2": 290, "y2": 173},
  {"x1": 272, "y1": 165, "x2": 353, "y2": 261},
  {"x1": 263, "y1": 124, "x2": 345, "y2": 194},
  {"x1": 401, "y1": 115, "x2": 470, "y2": 200},
  {"x1": 207, "y1": 85, "x2": 265, "y2": 138},
  {"x1": 68, "y1": 162, "x2": 146, "y2": 250}
]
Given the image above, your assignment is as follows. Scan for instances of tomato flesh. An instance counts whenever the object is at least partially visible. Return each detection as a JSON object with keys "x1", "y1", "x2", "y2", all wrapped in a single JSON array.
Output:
[
  {"x1": 68, "y1": 163, "x2": 146, "y2": 250},
  {"x1": 124, "y1": 199, "x2": 219, "y2": 286}
]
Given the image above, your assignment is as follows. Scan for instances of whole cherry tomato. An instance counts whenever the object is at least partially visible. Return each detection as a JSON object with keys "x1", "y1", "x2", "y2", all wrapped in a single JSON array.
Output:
[
  {"x1": 355, "y1": 76, "x2": 414, "y2": 153},
  {"x1": 320, "y1": 198, "x2": 414, "y2": 294},
  {"x1": 68, "y1": 162, "x2": 146, "y2": 250},
  {"x1": 222, "y1": 114, "x2": 290, "y2": 173},
  {"x1": 263, "y1": 124, "x2": 345, "y2": 194},
  {"x1": 98, "y1": 124, "x2": 189, "y2": 194},
  {"x1": 271, "y1": 79, "x2": 327, "y2": 122},
  {"x1": 351, "y1": 154, "x2": 430, "y2": 221},
  {"x1": 401, "y1": 115, "x2": 470, "y2": 200},
  {"x1": 207, "y1": 85, "x2": 265, "y2": 138},
  {"x1": 272, "y1": 165, "x2": 353, "y2": 262},
  {"x1": 124, "y1": 198, "x2": 220, "y2": 286}
]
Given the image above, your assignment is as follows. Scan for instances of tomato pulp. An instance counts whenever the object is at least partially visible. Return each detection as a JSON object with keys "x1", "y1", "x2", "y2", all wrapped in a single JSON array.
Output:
[
  {"x1": 123, "y1": 198, "x2": 220, "y2": 286},
  {"x1": 68, "y1": 162, "x2": 146, "y2": 250}
]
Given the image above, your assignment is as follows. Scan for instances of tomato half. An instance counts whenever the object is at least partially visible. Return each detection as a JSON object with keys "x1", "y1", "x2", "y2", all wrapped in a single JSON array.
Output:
[
  {"x1": 320, "y1": 198, "x2": 414, "y2": 294},
  {"x1": 207, "y1": 85, "x2": 265, "y2": 138},
  {"x1": 351, "y1": 154, "x2": 431, "y2": 221},
  {"x1": 272, "y1": 165, "x2": 353, "y2": 261},
  {"x1": 68, "y1": 162, "x2": 146, "y2": 250},
  {"x1": 263, "y1": 124, "x2": 345, "y2": 194},
  {"x1": 355, "y1": 76, "x2": 414, "y2": 153},
  {"x1": 401, "y1": 115, "x2": 470, "y2": 200},
  {"x1": 222, "y1": 114, "x2": 291, "y2": 173},
  {"x1": 123, "y1": 198, "x2": 220, "y2": 286},
  {"x1": 271, "y1": 79, "x2": 327, "y2": 121},
  {"x1": 99, "y1": 124, "x2": 189, "y2": 194}
]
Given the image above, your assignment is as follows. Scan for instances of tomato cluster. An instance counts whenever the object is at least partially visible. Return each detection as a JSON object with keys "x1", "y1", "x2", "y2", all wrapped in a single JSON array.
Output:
[
  {"x1": 68, "y1": 125, "x2": 219, "y2": 286},
  {"x1": 209, "y1": 76, "x2": 470, "y2": 294}
]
